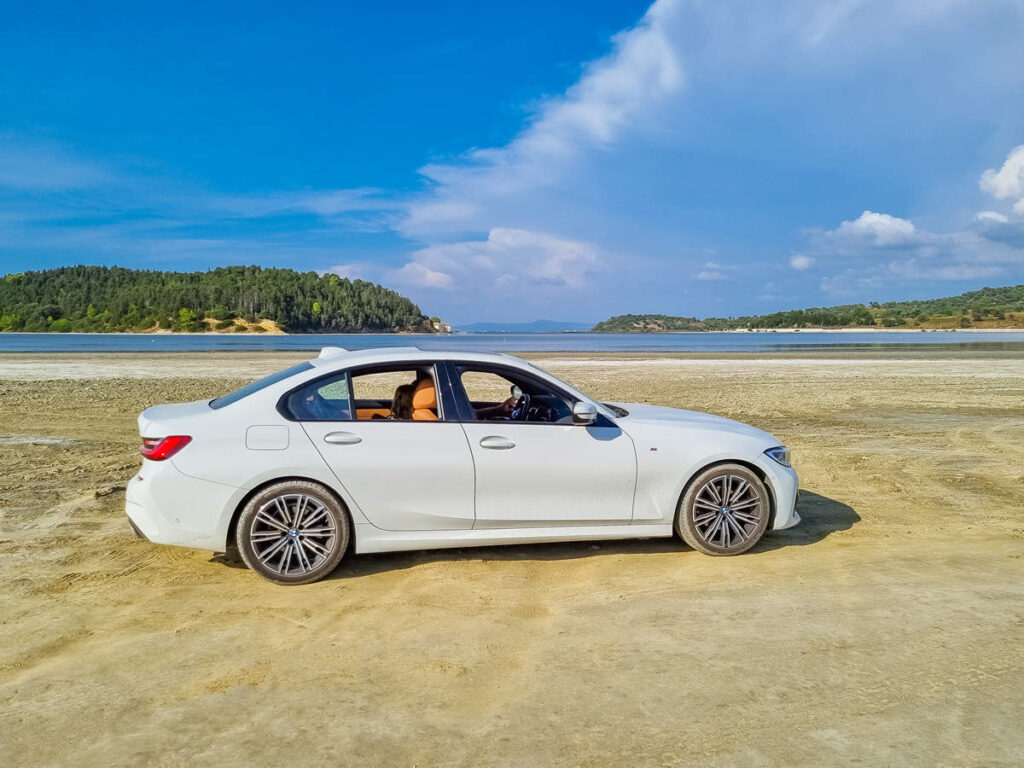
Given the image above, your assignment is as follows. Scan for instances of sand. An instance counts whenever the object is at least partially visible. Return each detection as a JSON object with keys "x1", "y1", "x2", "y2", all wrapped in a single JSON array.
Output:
[{"x1": 0, "y1": 351, "x2": 1022, "y2": 766}]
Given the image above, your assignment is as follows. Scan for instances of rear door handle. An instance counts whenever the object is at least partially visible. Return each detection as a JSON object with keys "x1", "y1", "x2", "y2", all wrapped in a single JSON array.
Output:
[
  {"x1": 479, "y1": 435, "x2": 515, "y2": 450},
  {"x1": 324, "y1": 431, "x2": 362, "y2": 445}
]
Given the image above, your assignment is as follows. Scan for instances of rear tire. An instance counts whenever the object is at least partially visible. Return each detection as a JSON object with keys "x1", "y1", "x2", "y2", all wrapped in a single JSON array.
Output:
[
  {"x1": 676, "y1": 463, "x2": 769, "y2": 556},
  {"x1": 236, "y1": 480, "x2": 349, "y2": 585}
]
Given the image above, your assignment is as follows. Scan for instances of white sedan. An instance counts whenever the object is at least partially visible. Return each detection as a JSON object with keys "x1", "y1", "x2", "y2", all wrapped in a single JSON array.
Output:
[{"x1": 126, "y1": 347, "x2": 800, "y2": 584}]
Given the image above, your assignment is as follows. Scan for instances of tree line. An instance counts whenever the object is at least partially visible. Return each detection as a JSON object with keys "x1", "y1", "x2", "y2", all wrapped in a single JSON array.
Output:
[
  {"x1": 592, "y1": 284, "x2": 1024, "y2": 332},
  {"x1": 0, "y1": 265, "x2": 435, "y2": 333}
]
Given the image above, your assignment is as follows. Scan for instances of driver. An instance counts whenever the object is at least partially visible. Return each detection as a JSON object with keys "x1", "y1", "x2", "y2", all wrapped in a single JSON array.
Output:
[{"x1": 475, "y1": 396, "x2": 517, "y2": 420}]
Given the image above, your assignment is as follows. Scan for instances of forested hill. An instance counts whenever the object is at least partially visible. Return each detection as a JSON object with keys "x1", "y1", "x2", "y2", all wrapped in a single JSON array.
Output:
[
  {"x1": 592, "y1": 284, "x2": 1024, "y2": 332},
  {"x1": 0, "y1": 266, "x2": 435, "y2": 333}
]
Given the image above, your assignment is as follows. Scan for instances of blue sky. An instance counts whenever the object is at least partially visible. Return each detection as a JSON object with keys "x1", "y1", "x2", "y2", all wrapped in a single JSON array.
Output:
[{"x1": 2, "y1": 0, "x2": 1023, "y2": 323}]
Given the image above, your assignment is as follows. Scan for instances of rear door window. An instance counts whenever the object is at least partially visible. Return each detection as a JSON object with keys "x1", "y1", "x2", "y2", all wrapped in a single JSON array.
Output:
[
  {"x1": 284, "y1": 372, "x2": 353, "y2": 421},
  {"x1": 350, "y1": 367, "x2": 439, "y2": 421}
]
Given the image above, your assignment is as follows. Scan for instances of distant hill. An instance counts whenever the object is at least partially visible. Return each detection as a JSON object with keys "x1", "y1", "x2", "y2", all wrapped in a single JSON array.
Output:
[
  {"x1": 592, "y1": 284, "x2": 1024, "y2": 332},
  {"x1": 0, "y1": 265, "x2": 434, "y2": 333},
  {"x1": 456, "y1": 319, "x2": 594, "y2": 333}
]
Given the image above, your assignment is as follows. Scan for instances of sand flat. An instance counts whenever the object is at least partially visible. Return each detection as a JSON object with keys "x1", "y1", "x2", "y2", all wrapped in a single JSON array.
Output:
[{"x1": 0, "y1": 351, "x2": 1022, "y2": 766}]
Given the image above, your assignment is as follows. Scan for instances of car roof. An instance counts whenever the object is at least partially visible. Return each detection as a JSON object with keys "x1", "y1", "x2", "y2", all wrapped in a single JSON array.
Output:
[{"x1": 309, "y1": 346, "x2": 530, "y2": 371}]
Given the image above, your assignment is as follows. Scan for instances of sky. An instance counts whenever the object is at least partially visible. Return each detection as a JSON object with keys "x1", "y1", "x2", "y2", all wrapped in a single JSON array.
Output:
[{"x1": 1, "y1": 0, "x2": 1023, "y2": 324}]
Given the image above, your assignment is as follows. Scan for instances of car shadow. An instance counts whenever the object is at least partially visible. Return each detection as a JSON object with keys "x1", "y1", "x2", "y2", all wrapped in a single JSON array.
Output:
[
  {"x1": 749, "y1": 490, "x2": 860, "y2": 553},
  {"x1": 316, "y1": 489, "x2": 860, "y2": 579}
]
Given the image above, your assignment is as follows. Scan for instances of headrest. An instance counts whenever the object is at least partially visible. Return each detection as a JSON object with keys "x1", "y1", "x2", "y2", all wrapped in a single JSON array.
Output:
[{"x1": 412, "y1": 378, "x2": 437, "y2": 410}]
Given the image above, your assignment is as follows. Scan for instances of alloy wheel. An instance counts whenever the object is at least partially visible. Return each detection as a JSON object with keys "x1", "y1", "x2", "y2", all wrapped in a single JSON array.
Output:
[
  {"x1": 247, "y1": 493, "x2": 338, "y2": 577},
  {"x1": 692, "y1": 474, "x2": 764, "y2": 550}
]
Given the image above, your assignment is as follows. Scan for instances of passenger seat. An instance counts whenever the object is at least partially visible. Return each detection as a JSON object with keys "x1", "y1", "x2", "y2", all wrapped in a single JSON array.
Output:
[{"x1": 411, "y1": 378, "x2": 439, "y2": 421}]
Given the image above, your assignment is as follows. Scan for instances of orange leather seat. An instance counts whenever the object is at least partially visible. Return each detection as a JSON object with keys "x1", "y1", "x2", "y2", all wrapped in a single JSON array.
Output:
[
  {"x1": 356, "y1": 407, "x2": 392, "y2": 420},
  {"x1": 411, "y1": 378, "x2": 439, "y2": 421}
]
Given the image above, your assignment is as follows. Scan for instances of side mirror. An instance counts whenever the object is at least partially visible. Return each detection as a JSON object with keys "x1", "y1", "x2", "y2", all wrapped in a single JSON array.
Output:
[{"x1": 572, "y1": 401, "x2": 598, "y2": 425}]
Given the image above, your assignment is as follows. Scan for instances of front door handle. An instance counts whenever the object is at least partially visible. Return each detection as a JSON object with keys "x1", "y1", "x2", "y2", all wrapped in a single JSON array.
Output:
[
  {"x1": 324, "y1": 431, "x2": 362, "y2": 445},
  {"x1": 479, "y1": 435, "x2": 515, "y2": 450}
]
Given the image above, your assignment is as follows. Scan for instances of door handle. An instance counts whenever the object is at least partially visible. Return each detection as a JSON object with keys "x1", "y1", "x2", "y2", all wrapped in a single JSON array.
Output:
[
  {"x1": 324, "y1": 431, "x2": 362, "y2": 445},
  {"x1": 479, "y1": 435, "x2": 515, "y2": 450}
]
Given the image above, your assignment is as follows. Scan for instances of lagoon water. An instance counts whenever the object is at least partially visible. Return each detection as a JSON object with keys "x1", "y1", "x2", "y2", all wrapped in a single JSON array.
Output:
[{"x1": 2, "y1": 330, "x2": 1024, "y2": 353}]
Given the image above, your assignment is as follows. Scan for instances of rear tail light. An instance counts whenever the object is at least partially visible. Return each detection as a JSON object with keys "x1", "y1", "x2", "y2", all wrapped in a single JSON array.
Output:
[{"x1": 141, "y1": 435, "x2": 192, "y2": 461}]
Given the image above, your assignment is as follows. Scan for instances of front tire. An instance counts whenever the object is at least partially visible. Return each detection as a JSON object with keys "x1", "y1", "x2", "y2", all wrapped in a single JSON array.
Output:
[
  {"x1": 236, "y1": 480, "x2": 350, "y2": 585},
  {"x1": 676, "y1": 463, "x2": 770, "y2": 556}
]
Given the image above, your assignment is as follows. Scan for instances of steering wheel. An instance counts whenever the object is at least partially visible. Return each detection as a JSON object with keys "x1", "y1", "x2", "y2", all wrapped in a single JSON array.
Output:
[{"x1": 510, "y1": 391, "x2": 531, "y2": 421}]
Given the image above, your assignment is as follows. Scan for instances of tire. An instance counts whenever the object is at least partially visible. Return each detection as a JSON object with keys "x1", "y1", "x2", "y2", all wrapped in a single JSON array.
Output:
[
  {"x1": 676, "y1": 463, "x2": 770, "y2": 556},
  {"x1": 236, "y1": 480, "x2": 350, "y2": 585}
]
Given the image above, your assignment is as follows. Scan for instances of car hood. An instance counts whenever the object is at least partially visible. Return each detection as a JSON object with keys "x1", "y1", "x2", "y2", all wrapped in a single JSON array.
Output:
[{"x1": 609, "y1": 402, "x2": 778, "y2": 444}]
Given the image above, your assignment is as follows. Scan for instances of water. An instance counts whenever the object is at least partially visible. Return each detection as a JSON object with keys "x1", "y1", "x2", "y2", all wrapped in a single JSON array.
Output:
[{"x1": 1, "y1": 331, "x2": 1023, "y2": 353}]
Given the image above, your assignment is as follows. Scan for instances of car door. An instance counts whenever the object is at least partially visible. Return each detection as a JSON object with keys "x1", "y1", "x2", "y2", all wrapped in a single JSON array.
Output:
[
  {"x1": 290, "y1": 363, "x2": 476, "y2": 531},
  {"x1": 451, "y1": 363, "x2": 637, "y2": 528}
]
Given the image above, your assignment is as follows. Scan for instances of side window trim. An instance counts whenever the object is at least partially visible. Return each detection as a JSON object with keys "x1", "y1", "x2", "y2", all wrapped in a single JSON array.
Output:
[
  {"x1": 443, "y1": 361, "x2": 478, "y2": 422},
  {"x1": 284, "y1": 360, "x2": 447, "y2": 423},
  {"x1": 449, "y1": 361, "x2": 617, "y2": 428},
  {"x1": 345, "y1": 361, "x2": 445, "y2": 422},
  {"x1": 449, "y1": 361, "x2": 583, "y2": 425},
  {"x1": 433, "y1": 361, "x2": 464, "y2": 422}
]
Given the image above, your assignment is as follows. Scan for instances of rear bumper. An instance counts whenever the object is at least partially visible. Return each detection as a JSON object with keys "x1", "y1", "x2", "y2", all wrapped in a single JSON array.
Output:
[
  {"x1": 125, "y1": 460, "x2": 240, "y2": 551},
  {"x1": 127, "y1": 516, "x2": 148, "y2": 540}
]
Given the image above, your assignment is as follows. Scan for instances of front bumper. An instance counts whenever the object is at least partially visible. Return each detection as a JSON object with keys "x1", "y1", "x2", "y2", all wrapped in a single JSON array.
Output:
[{"x1": 754, "y1": 455, "x2": 801, "y2": 530}]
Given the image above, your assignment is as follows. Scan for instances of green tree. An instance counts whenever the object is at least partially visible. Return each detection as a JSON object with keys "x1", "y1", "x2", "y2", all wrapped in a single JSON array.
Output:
[{"x1": 178, "y1": 307, "x2": 199, "y2": 331}]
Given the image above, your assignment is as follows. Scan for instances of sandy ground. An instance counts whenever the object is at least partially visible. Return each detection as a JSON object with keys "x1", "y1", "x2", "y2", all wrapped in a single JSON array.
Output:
[{"x1": 0, "y1": 351, "x2": 1022, "y2": 767}]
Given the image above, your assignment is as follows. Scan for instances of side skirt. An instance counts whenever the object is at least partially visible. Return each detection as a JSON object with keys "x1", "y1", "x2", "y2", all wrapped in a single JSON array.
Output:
[{"x1": 353, "y1": 522, "x2": 675, "y2": 555}]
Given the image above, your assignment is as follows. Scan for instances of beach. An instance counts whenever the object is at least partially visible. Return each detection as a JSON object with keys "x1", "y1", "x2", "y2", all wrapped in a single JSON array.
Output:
[{"x1": 1, "y1": 350, "x2": 1022, "y2": 766}]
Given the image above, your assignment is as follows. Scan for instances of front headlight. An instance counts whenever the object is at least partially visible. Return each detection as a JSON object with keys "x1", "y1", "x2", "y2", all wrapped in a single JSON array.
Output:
[{"x1": 764, "y1": 446, "x2": 791, "y2": 467}]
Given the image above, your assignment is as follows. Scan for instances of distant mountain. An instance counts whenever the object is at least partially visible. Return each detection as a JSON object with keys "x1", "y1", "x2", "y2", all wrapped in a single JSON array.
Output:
[
  {"x1": 0, "y1": 265, "x2": 433, "y2": 333},
  {"x1": 592, "y1": 284, "x2": 1024, "y2": 332},
  {"x1": 456, "y1": 319, "x2": 595, "y2": 333}
]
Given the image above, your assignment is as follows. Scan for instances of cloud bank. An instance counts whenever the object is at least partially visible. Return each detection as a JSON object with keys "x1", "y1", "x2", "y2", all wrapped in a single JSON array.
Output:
[{"x1": 793, "y1": 145, "x2": 1024, "y2": 293}]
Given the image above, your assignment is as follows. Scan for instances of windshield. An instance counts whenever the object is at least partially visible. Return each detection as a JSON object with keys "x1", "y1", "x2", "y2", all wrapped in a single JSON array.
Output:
[
  {"x1": 209, "y1": 362, "x2": 314, "y2": 410},
  {"x1": 525, "y1": 360, "x2": 623, "y2": 420}
]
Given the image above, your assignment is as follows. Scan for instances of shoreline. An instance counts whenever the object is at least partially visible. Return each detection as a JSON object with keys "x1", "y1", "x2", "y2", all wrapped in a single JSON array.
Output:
[
  {"x1": 1, "y1": 326, "x2": 1024, "y2": 336},
  {"x1": 2, "y1": 348, "x2": 1024, "y2": 381}
]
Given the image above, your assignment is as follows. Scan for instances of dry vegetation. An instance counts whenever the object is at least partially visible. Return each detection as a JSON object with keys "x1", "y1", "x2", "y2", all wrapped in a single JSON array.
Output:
[{"x1": 1, "y1": 351, "x2": 1022, "y2": 766}]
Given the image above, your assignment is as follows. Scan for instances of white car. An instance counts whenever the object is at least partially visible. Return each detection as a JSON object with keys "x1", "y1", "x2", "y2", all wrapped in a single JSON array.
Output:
[{"x1": 126, "y1": 347, "x2": 800, "y2": 584}]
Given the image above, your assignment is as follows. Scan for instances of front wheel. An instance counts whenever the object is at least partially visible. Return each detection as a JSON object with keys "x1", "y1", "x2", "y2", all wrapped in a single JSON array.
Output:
[
  {"x1": 676, "y1": 464, "x2": 770, "y2": 556},
  {"x1": 236, "y1": 480, "x2": 350, "y2": 585}
]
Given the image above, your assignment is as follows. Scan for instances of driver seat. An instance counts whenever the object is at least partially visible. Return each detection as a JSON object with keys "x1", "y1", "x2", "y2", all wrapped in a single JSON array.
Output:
[{"x1": 411, "y1": 378, "x2": 439, "y2": 421}]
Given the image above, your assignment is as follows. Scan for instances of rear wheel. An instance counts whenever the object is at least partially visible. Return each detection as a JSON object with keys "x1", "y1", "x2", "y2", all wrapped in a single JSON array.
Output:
[
  {"x1": 236, "y1": 480, "x2": 349, "y2": 585},
  {"x1": 676, "y1": 463, "x2": 769, "y2": 556}
]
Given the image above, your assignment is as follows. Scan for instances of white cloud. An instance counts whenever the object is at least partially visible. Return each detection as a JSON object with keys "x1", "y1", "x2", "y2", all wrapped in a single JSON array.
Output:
[
  {"x1": 790, "y1": 254, "x2": 815, "y2": 270},
  {"x1": 390, "y1": 262, "x2": 454, "y2": 289},
  {"x1": 808, "y1": 192, "x2": 1024, "y2": 292},
  {"x1": 695, "y1": 261, "x2": 734, "y2": 280},
  {"x1": 972, "y1": 210, "x2": 1024, "y2": 248},
  {"x1": 401, "y1": 0, "x2": 684, "y2": 238},
  {"x1": 979, "y1": 145, "x2": 1024, "y2": 219},
  {"x1": 980, "y1": 144, "x2": 1024, "y2": 201},
  {"x1": 833, "y1": 210, "x2": 917, "y2": 246},
  {"x1": 975, "y1": 210, "x2": 1008, "y2": 224},
  {"x1": 390, "y1": 228, "x2": 598, "y2": 294}
]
